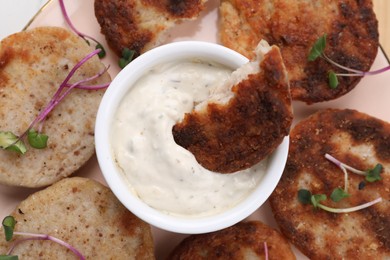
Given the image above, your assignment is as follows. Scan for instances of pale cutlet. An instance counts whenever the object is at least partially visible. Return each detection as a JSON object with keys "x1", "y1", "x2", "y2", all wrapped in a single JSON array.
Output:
[
  {"x1": 172, "y1": 41, "x2": 292, "y2": 173},
  {"x1": 269, "y1": 109, "x2": 390, "y2": 259},
  {"x1": 219, "y1": 0, "x2": 379, "y2": 103},
  {"x1": 168, "y1": 220, "x2": 296, "y2": 260},
  {"x1": 0, "y1": 177, "x2": 155, "y2": 259},
  {"x1": 94, "y1": 0, "x2": 208, "y2": 58},
  {"x1": 0, "y1": 27, "x2": 110, "y2": 188}
]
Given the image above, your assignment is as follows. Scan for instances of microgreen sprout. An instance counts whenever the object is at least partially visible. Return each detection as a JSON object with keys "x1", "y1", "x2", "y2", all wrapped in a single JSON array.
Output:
[
  {"x1": 264, "y1": 241, "x2": 269, "y2": 260},
  {"x1": 325, "y1": 153, "x2": 383, "y2": 183},
  {"x1": 330, "y1": 187, "x2": 350, "y2": 202},
  {"x1": 308, "y1": 34, "x2": 390, "y2": 88},
  {"x1": 0, "y1": 49, "x2": 110, "y2": 154},
  {"x1": 297, "y1": 153, "x2": 384, "y2": 213},
  {"x1": 119, "y1": 48, "x2": 136, "y2": 69},
  {"x1": 298, "y1": 189, "x2": 382, "y2": 213},
  {"x1": 1, "y1": 216, "x2": 85, "y2": 260},
  {"x1": 59, "y1": 0, "x2": 106, "y2": 58}
]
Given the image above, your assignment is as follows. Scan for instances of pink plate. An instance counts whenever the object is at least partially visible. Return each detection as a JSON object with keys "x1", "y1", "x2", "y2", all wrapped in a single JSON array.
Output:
[{"x1": 1, "y1": 0, "x2": 389, "y2": 259}]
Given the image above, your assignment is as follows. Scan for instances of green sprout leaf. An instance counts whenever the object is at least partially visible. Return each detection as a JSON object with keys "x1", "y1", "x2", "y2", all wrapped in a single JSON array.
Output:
[
  {"x1": 328, "y1": 71, "x2": 339, "y2": 89},
  {"x1": 96, "y1": 43, "x2": 106, "y2": 59},
  {"x1": 298, "y1": 189, "x2": 312, "y2": 204},
  {"x1": 330, "y1": 188, "x2": 350, "y2": 202},
  {"x1": 0, "y1": 255, "x2": 19, "y2": 260},
  {"x1": 311, "y1": 194, "x2": 327, "y2": 208},
  {"x1": 119, "y1": 48, "x2": 136, "y2": 69},
  {"x1": 2, "y1": 216, "x2": 16, "y2": 242},
  {"x1": 0, "y1": 132, "x2": 27, "y2": 154},
  {"x1": 365, "y1": 163, "x2": 383, "y2": 182},
  {"x1": 27, "y1": 129, "x2": 48, "y2": 149},
  {"x1": 308, "y1": 34, "x2": 327, "y2": 61}
]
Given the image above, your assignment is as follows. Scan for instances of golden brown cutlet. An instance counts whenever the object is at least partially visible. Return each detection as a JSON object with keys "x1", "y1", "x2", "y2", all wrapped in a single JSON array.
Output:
[
  {"x1": 219, "y1": 0, "x2": 379, "y2": 103},
  {"x1": 172, "y1": 42, "x2": 292, "y2": 173},
  {"x1": 269, "y1": 108, "x2": 390, "y2": 259},
  {"x1": 168, "y1": 221, "x2": 296, "y2": 260},
  {"x1": 0, "y1": 27, "x2": 110, "y2": 188},
  {"x1": 0, "y1": 177, "x2": 155, "y2": 259},
  {"x1": 94, "y1": 0, "x2": 208, "y2": 58}
]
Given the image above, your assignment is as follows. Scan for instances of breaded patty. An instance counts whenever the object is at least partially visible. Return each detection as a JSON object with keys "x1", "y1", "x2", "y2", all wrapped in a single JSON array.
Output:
[
  {"x1": 95, "y1": 0, "x2": 208, "y2": 57},
  {"x1": 0, "y1": 177, "x2": 155, "y2": 259},
  {"x1": 0, "y1": 27, "x2": 110, "y2": 188},
  {"x1": 168, "y1": 220, "x2": 295, "y2": 260},
  {"x1": 219, "y1": 0, "x2": 379, "y2": 103},
  {"x1": 269, "y1": 109, "x2": 390, "y2": 259},
  {"x1": 172, "y1": 41, "x2": 292, "y2": 173}
]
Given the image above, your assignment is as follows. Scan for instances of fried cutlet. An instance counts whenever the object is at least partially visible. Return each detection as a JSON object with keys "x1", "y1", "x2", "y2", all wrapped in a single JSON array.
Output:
[
  {"x1": 219, "y1": 0, "x2": 379, "y2": 103},
  {"x1": 94, "y1": 0, "x2": 208, "y2": 58},
  {"x1": 269, "y1": 109, "x2": 390, "y2": 259},
  {"x1": 172, "y1": 40, "x2": 292, "y2": 173},
  {"x1": 168, "y1": 220, "x2": 295, "y2": 260},
  {"x1": 0, "y1": 27, "x2": 110, "y2": 188},
  {"x1": 0, "y1": 177, "x2": 155, "y2": 259}
]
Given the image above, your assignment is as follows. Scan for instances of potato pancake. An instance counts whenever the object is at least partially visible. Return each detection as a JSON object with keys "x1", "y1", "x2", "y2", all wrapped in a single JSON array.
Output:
[
  {"x1": 168, "y1": 221, "x2": 295, "y2": 260},
  {"x1": 94, "y1": 0, "x2": 208, "y2": 57},
  {"x1": 269, "y1": 109, "x2": 390, "y2": 259},
  {"x1": 219, "y1": 0, "x2": 379, "y2": 103},
  {"x1": 0, "y1": 177, "x2": 155, "y2": 259},
  {"x1": 172, "y1": 41, "x2": 292, "y2": 173},
  {"x1": 0, "y1": 27, "x2": 110, "y2": 187}
]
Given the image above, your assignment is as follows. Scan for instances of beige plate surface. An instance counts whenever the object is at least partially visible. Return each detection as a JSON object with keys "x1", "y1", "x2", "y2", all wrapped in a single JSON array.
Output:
[{"x1": 1, "y1": 0, "x2": 390, "y2": 259}]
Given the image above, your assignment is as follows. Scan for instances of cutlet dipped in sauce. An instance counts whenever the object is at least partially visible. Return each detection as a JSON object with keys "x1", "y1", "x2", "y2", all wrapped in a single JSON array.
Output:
[{"x1": 111, "y1": 59, "x2": 268, "y2": 217}]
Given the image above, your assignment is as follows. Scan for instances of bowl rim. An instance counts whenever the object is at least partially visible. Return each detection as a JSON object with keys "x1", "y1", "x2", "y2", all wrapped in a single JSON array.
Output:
[{"x1": 95, "y1": 41, "x2": 289, "y2": 234}]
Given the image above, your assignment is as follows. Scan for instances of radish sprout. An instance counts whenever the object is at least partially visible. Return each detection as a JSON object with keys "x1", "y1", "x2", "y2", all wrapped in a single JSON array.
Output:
[
  {"x1": 298, "y1": 189, "x2": 382, "y2": 213},
  {"x1": 308, "y1": 34, "x2": 390, "y2": 88},
  {"x1": 0, "y1": 49, "x2": 110, "y2": 154},
  {"x1": 325, "y1": 153, "x2": 383, "y2": 183},
  {"x1": 1, "y1": 216, "x2": 85, "y2": 260},
  {"x1": 59, "y1": 0, "x2": 106, "y2": 58},
  {"x1": 297, "y1": 153, "x2": 384, "y2": 212}
]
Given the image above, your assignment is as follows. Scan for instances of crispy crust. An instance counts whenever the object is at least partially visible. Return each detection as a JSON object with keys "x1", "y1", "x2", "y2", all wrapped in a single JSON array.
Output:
[
  {"x1": 168, "y1": 221, "x2": 295, "y2": 260},
  {"x1": 0, "y1": 177, "x2": 155, "y2": 259},
  {"x1": 219, "y1": 0, "x2": 379, "y2": 103},
  {"x1": 269, "y1": 109, "x2": 390, "y2": 259},
  {"x1": 94, "y1": 0, "x2": 207, "y2": 57},
  {"x1": 172, "y1": 44, "x2": 292, "y2": 173},
  {"x1": 0, "y1": 27, "x2": 110, "y2": 188}
]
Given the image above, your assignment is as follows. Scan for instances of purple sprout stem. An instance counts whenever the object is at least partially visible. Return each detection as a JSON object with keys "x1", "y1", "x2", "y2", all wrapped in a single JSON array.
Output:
[
  {"x1": 323, "y1": 54, "x2": 390, "y2": 77},
  {"x1": 324, "y1": 154, "x2": 349, "y2": 192},
  {"x1": 264, "y1": 241, "x2": 269, "y2": 260},
  {"x1": 7, "y1": 231, "x2": 85, "y2": 260},
  {"x1": 71, "y1": 83, "x2": 110, "y2": 90},
  {"x1": 17, "y1": 49, "x2": 105, "y2": 140},
  {"x1": 318, "y1": 197, "x2": 382, "y2": 213},
  {"x1": 325, "y1": 153, "x2": 367, "y2": 176},
  {"x1": 322, "y1": 54, "x2": 363, "y2": 74},
  {"x1": 67, "y1": 65, "x2": 110, "y2": 90},
  {"x1": 59, "y1": 0, "x2": 101, "y2": 46},
  {"x1": 361, "y1": 65, "x2": 390, "y2": 76}
]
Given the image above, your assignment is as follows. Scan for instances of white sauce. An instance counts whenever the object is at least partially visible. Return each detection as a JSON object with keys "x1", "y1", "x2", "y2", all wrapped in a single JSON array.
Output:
[{"x1": 111, "y1": 59, "x2": 267, "y2": 218}]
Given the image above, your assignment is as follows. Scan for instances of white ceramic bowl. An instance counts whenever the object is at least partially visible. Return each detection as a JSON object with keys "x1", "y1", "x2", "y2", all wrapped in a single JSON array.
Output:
[{"x1": 95, "y1": 41, "x2": 289, "y2": 234}]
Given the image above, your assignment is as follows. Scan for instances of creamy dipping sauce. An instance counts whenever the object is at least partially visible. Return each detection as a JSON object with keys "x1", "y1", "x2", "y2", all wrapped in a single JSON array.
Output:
[{"x1": 111, "y1": 59, "x2": 267, "y2": 217}]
